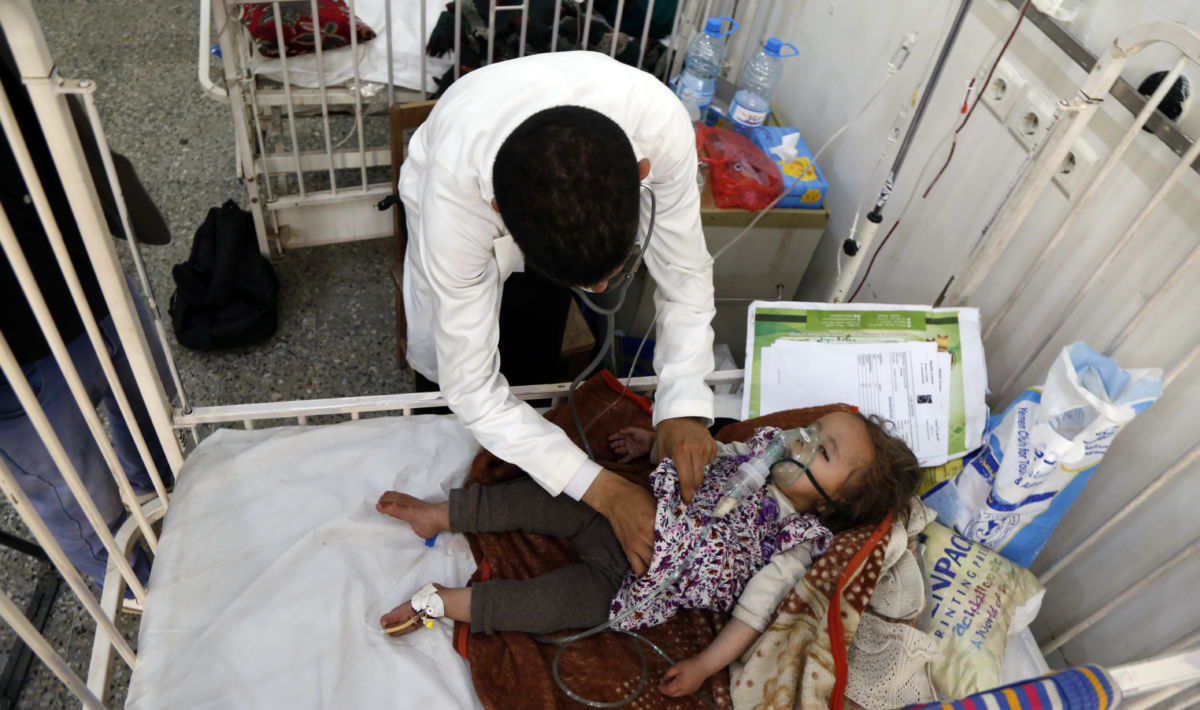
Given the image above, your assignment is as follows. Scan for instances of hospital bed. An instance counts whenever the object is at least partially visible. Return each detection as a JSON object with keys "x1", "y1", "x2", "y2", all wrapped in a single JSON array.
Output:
[
  {"x1": 197, "y1": 0, "x2": 722, "y2": 257},
  {"x1": 1, "y1": 0, "x2": 1200, "y2": 707}
]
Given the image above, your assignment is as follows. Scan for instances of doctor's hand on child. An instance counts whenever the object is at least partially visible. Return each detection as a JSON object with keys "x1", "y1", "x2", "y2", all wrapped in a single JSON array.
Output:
[{"x1": 654, "y1": 417, "x2": 717, "y2": 504}]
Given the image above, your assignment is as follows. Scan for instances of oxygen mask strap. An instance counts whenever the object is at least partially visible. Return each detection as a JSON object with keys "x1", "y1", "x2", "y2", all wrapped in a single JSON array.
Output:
[{"x1": 801, "y1": 465, "x2": 845, "y2": 516}]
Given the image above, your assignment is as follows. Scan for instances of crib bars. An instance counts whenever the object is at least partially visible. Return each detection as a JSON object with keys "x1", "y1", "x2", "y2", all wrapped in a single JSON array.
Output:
[
  {"x1": 2, "y1": 0, "x2": 1200, "y2": 707},
  {"x1": 197, "y1": 0, "x2": 767, "y2": 257}
]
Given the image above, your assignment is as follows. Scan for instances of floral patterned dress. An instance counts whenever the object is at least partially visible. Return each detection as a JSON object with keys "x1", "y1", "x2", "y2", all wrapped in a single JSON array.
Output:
[{"x1": 608, "y1": 427, "x2": 833, "y2": 631}]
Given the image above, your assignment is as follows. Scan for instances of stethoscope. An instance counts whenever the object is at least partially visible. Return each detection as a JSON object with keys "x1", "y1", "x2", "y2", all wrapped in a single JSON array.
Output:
[{"x1": 567, "y1": 182, "x2": 656, "y2": 459}]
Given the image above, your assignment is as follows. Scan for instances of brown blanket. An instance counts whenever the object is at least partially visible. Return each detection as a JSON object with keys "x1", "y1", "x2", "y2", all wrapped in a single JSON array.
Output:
[{"x1": 460, "y1": 373, "x2": 859, "y2": 709}]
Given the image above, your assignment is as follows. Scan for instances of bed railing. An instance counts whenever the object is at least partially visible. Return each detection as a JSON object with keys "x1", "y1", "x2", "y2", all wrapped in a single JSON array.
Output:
[
  {"x1": 937, "y1": 19, "x2": 1200, "y2": 697},
  {"x1": 4, "y1": 0, "x2": 1199, "y2": 706},
  {"x1": 197, "y1": 0, "x2": 767, "y2": 256}
]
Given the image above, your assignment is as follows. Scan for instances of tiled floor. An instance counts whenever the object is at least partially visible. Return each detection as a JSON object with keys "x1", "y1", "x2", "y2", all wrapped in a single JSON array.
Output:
[{"x1": 1, "y1": 1, "x2": 408, "y2": 706}]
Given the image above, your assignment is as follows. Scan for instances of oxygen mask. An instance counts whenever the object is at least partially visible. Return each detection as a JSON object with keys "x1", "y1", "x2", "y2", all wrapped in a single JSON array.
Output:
[
  {"x1": 767, "y1": 425, "x2": 821, "y2": 488},
  {"x1": 713, "y1": 424, "x2": 822, "y2": 518}
]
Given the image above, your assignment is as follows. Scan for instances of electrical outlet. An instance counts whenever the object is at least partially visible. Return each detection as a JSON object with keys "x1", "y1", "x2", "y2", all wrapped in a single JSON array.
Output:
[
  {"x1": 1051, "y1": 134, "x2": 1100, "y2": 199},
  {"x1": 980, "y1": 58, "x2": 1027, "y2": 121},
  {"x1": 1006, "y1": 86, "x2": 1057, "y2": 151}
]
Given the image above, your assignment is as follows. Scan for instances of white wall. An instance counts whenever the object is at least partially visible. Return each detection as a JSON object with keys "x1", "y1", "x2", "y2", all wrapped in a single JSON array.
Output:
[{"x1": 739, "y1": 0, "x2": 1200, "y2": 671}]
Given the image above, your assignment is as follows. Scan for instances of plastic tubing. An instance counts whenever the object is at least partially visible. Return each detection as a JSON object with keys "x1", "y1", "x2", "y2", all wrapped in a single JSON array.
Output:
[{"x1": 533, "y1": 513, "x2": 722, "y2": 709}]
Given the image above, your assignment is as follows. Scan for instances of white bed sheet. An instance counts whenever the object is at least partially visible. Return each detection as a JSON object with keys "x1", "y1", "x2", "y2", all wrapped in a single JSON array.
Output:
[
  {"x1": 126, "y1": 415, "x2": 484, "y2": 710},
  {"x1": 249, "y1": 0, "x2": 454, "y2": 91}
]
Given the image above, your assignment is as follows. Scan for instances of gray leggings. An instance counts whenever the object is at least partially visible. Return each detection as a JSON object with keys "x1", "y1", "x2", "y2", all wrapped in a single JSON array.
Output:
[{"x1": 450, "y1": 478, "x2": 630, "y2": 634}]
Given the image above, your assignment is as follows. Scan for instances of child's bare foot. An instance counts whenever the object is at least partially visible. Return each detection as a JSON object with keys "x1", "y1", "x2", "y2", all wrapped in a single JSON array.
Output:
[
  {"x1": 380, "y1": 601, "x2": 422, "y2": 637},
  {"x1": 376, "y1": 492, "x2": 450, "y2": 539},
  {"x1": 608, "y1": 427, "x2": 655, "y2": 463}
]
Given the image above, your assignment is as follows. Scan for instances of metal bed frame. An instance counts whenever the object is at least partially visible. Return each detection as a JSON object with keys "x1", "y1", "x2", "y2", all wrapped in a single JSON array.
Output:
[
  {"x1": 1, "y1": 0, "x2": 1199, "y2": 706},
  {"x1": 198, "y1": 0, "x2": 778, "y2": 256}
]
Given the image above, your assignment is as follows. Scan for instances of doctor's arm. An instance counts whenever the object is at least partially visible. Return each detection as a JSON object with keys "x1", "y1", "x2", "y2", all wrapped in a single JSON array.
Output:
[
  {"x1": 581, "y1": 469, "x2": 656, "y2": 576},
  {"x1": 419, "y1": 182, "x2": 658, "y2": 574},
  {"x1": 644, "y1": 120, "x2": 718, "y2": 502}
]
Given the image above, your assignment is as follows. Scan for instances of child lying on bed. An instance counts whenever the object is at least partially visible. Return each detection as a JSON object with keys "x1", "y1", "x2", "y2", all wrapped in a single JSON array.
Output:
[{"x1": 376, "y1": 410, "x2": 919, "y2": 697}]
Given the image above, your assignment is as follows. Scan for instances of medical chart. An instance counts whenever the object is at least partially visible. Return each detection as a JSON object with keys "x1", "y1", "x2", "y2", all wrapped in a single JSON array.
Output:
[
  {"x1": 758, "y1": 340, "x2": 951, "y2": 464},
  {"x1": 742, "y1": 301, "x2": 986, "y2": 465}
]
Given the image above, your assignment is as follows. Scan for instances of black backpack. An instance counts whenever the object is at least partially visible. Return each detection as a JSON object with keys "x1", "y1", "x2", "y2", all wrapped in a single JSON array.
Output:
[{"x1": 170, "y1": 201, "x2": 279, "y2": 350}]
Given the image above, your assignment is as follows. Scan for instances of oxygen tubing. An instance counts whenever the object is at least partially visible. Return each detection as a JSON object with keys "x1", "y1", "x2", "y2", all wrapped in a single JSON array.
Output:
[{"x1": 532, "y1": 513, "x2": 723, "y2": 709}]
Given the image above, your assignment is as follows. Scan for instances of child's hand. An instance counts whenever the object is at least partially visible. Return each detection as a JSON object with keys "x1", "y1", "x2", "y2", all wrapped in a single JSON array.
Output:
[
  {"x1": 608, "y1": 427, "x2": 655, "y2": 463},
  {"x1": 379, "y1": 601, "x2": 422, "y2": 637},
  {"x1": 658, "y1": 657, "x2": 709, "y2": 697}
]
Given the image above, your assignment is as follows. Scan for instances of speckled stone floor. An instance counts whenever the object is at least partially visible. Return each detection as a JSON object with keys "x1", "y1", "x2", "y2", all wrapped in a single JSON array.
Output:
[{"x1": 1, "y1": 1, "x2": 408, "y2": 707}]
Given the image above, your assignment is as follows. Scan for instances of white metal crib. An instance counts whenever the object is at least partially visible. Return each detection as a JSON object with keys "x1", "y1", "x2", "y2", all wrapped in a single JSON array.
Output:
[
  {"x1": 198, "y1": 0, "x2": 778, "y2": 256},
  {"x1": 1, "y1": 0, "x2": 1200, "y2": 707}
]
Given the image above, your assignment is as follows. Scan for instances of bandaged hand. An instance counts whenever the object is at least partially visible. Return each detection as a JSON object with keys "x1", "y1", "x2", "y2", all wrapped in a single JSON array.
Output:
[
  {"x1": 380, "y1": 601, "x2": 422, "y2": 637},
  {"x1": 655, "y1": 417, "x2": 716, "y2": 503}
]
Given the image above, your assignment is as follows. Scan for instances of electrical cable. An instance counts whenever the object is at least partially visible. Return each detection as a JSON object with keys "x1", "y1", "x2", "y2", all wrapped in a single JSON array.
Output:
[
  {"x1": 921, "y1": 0, "x2": 1033, "y2": 198},
  {"x1": 533, "y1": 512, "x2": 725, "y2": 709},
  {"x1": 847, "y1": 0, "x2": 1035, "y2": 300},
  {"x1": 813, "y1": 30, "x2": 919, "y2": 165},
  {"x1": 848, "y1": 219, "x2": 900, "y2": 302}
]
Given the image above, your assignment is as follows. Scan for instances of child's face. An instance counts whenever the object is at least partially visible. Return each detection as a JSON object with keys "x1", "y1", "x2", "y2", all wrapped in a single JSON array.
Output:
[{"x1": 776, "y1": 412, "x2": 871, "y2": 512}]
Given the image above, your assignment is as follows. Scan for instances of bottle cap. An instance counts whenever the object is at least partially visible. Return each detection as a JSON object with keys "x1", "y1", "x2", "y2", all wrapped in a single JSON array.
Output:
[
  {"x1": 763, "y1": 38, "x2": 799, "y2": 58},
  {"x1": 704, "y1": 16, "x2": 738, "y2": 37}
]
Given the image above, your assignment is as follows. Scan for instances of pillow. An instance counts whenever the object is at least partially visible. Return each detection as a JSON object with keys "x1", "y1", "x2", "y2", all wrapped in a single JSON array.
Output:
[
  {"x1": 240, "y1": 1, "x2": 376, "y2": 59},
  {"x1": 917, "y1": 522, "x2": 1045, "y2": 699}
]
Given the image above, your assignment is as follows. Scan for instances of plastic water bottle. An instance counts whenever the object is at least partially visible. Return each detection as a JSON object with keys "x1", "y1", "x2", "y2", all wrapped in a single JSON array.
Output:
[
  {"x1": 729, "y1": 38, "x2": 798, "y2": 134},
  {"x1": 676, "y1": 16, "x2": 737, "y2": 122}
]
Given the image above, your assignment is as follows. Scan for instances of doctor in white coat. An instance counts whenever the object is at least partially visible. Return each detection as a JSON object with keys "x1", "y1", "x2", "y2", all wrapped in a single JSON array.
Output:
[{"x1": 398, "y1": 51, "x2": 716, "y2": 574}]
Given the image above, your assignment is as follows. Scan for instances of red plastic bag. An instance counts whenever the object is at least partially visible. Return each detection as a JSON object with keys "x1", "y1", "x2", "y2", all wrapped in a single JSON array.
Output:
[{"x1": 696, "y1": 125, "x2": 784, "y2": 210}]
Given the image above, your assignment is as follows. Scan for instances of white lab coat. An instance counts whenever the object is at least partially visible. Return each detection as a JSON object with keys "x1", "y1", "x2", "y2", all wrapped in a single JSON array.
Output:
[{"x1": 398, "y1": 52, "x2": 715, "y2": 498}]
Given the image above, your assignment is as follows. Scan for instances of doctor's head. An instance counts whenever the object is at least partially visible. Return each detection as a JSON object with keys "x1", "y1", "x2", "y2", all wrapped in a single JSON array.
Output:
[{"x1": 492, "y1": 106, "x2": 647, "y2": 291}]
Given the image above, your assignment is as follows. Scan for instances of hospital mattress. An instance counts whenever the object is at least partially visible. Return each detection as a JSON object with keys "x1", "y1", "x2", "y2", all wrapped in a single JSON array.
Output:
[
  {"x1": 125, "y1": 415, "x2": 485, "y2": 710},
  {"x1": 124, "y1": 412, "x2": 1052, "y2": 708}
]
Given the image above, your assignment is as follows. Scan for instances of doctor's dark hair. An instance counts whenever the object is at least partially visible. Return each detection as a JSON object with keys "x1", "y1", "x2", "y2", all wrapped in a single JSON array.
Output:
[
  {"x1": 817, "y1": 413, "x2": 921, "y2": 534},
  {"x1": 492, "y1": 105, "x2": 640, "y2": 287}
]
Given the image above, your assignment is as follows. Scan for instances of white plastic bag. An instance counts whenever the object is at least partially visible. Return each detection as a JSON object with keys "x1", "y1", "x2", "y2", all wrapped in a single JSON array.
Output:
[{"x1": 922, "y1": 342, "x2": 1162, "y2": 566}]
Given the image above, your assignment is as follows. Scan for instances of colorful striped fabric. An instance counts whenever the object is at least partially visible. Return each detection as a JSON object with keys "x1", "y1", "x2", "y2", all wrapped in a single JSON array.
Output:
[{"x1": 903, "y1": 665, "x2": 1122, "y2": 710}]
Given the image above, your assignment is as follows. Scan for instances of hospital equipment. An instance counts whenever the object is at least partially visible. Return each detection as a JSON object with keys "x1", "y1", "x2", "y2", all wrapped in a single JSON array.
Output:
[
  {"x1": 713, "y1": 424, "x2": 820, "y2": 517},
  {"x1": 568, "y1": 184, "x2": 657, "y2": 460},
  {"x1": 2, "y1": 0, "x2": 1200, "y2": 707},
  {"x1": 830, "y1": 0, "x2": 976, "y2": 302}
]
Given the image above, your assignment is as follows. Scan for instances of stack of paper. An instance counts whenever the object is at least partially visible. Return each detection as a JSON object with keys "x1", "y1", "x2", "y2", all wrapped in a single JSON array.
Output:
[{"x1": 742, "y1": 302, "x2": 987, "y2": 467}]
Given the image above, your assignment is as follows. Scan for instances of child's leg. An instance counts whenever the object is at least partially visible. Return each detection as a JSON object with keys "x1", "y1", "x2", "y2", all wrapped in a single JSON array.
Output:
[
  {"x1": 470, "y1": 562, "x2": 623, "y2": 634},
  {"x1": 455, "y1": 477, "x2": 631, "y2": 633},
  {"x1": 451, "y1": 477, "x2": 617, "y2": 542},
  {"x1": 380, "y1": 477, "x2": 611, "y2": 542},
  {"x1": 383, "y1": 563, "x2": 623, "y2": 636}
]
